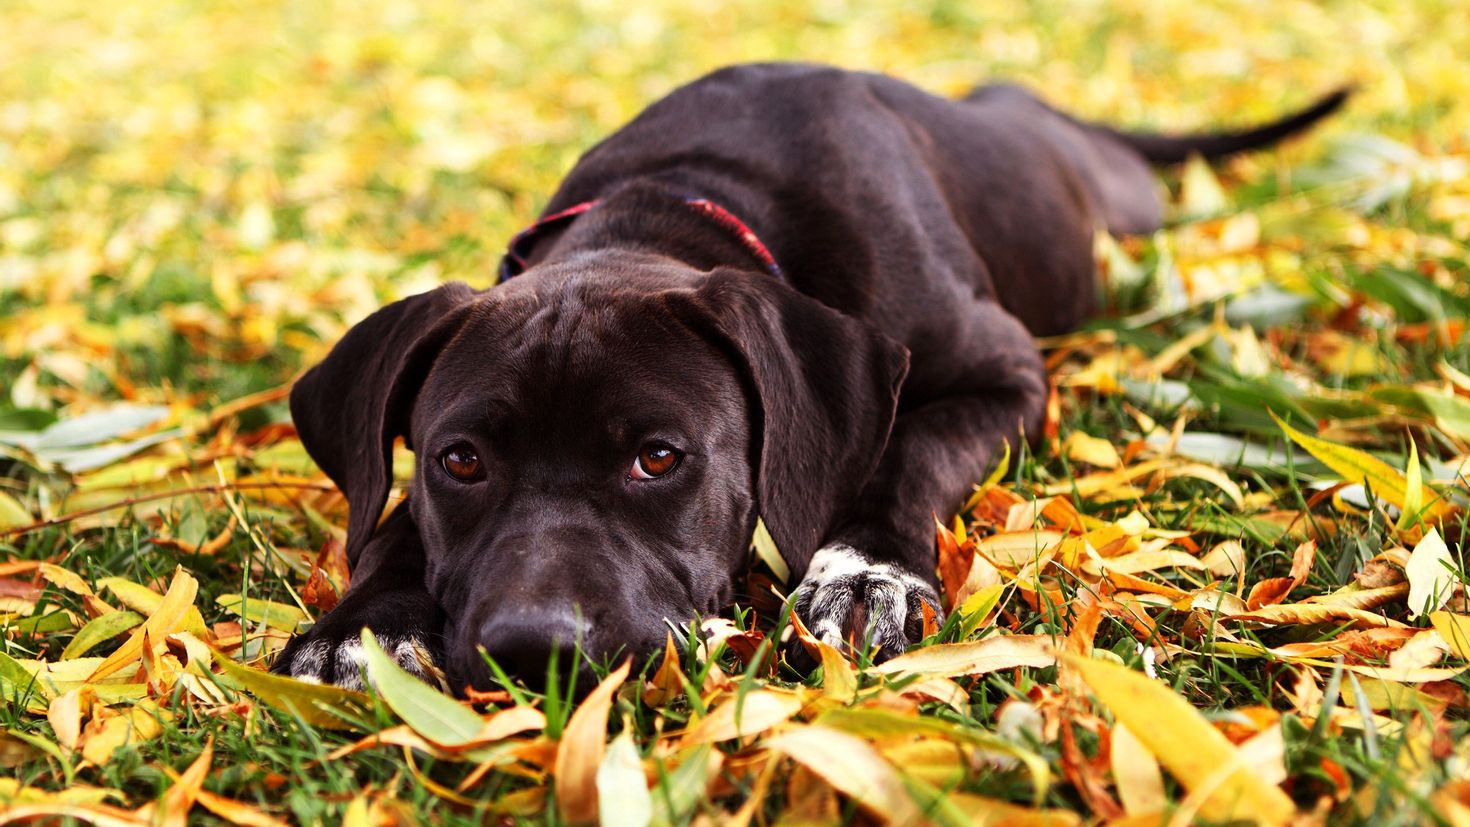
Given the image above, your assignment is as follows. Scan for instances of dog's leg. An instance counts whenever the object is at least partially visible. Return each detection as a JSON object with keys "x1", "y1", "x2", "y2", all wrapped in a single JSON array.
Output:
[
  {"x1": 794, "y1": 300, "x2": 1047, "y2": 658},
  {"x1": 274, "y1": 504, "x2": 446, "y2": 690}
]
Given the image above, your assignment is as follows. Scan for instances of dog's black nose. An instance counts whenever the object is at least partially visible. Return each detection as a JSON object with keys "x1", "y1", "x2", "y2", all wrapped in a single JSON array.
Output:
[{"x1": 478, "y1": 612, "x2": 585, "y2": 683}]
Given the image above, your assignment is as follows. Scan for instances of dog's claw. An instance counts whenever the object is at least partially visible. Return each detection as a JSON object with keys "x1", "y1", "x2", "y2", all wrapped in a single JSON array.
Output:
[{"x1": 792, "y1": 543, "x2": 941, "y2": 661}]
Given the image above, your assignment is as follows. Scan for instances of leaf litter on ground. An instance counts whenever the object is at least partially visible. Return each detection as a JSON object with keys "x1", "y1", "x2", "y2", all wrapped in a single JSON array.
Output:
[{"x1": 4, "y1": 0, "x2": 1470, "y2": 824}]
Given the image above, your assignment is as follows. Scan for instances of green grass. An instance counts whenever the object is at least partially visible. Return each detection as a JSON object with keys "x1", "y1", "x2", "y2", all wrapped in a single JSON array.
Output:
[{"x1": 4, "y1": 0, "x2": 1470, "y2": 824}]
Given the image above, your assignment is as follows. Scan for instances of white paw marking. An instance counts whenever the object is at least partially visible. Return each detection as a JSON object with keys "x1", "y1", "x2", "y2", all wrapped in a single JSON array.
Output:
[
  {"x1": 805, "y1": 544, "x2": 870, "y2": 581},
  {"x1": 802, "y1": 544, "x2": 936, "y2": 599},
  {"x1": 290, "y1": 640, "x2": 329, "y2": 677},
  {"x1": 797, "y1": 544, "x2": 941, "y2": 654},
  {"x1": 332, "y1": 640, "x2": 369, "y2": 691},
  {"x1": 287, "y1": 634, "x2": 443, "y2": 691}
]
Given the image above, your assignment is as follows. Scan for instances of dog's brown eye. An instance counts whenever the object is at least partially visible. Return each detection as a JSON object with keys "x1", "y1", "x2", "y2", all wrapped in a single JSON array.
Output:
[
  {"x1": 441, "y1": 445, "x2": 482, "y2": 482},
  {"x1": 630, "y1": 444, "x2": 681, "y2": 480}
]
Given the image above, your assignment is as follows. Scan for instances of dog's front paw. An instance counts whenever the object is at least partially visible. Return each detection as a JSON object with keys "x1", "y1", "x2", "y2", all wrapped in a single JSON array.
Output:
[
  {"x1": 274, "y1": 605, "x2": 444, "y2": 691},
  {"x1": 792, "y1": 543, "x2": 942, "y2": 661}
]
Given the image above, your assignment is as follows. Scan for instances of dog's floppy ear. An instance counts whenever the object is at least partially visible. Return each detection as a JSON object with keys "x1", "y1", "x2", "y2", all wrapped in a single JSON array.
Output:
[
  {"x1": 291, "y1": 282, "x2": 478, "y2": 566},
  {"x1": 691, "y1": 270, "x2": 909, "y2": 569}
]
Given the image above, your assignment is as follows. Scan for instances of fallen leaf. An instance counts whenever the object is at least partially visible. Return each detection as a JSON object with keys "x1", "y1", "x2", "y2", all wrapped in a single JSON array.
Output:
[
  {"x1": 596, "y1": 727, "x2": 651, "y2": 827},
  {"x1": 62, "y1": 611, "x2": 145, "y2": 660},
  {"x1": 683, "y1": 689, "x2": 804, "y2": 744},
  {"x1": 1064, "y1": 431, "x2": 1122, "y2": 468},
  {"x1": 1229, "y1": 603, "x2": 1409, "y2": 629},
  {"x1": 1274, "y1": 413, "x2": 1448, "y2": 519},
  {"x1": 213, "y1": 652, "x2": 370, "y2": 730},
  {"x1": 80, "y1": 700, "x2": 171, "y2": 766},
  {"x1": 1111, "y1": 722, "x2": 1166, "y2": 818},
  {"x1": 1201, "y1": 540, "x2": 1247, "y2": 576},
  {"x1": 89, "y1": 567, "x2": 198, "y2": 682},
  {"x1": 1066, "y1": 654, "x2": 1296, "y2": 825},
  {"x1": 873, "y1": 634, "x2": 1056, "y2": 678},
  {"x1": 1406, "y1": 528, "x2": 1457, "y2": 618},
  {"x1": 554, "y1": 659, "x2": 631, "y2": 825},
  {"x1": 159, "y1": 739, "x2": 213, "y2": 827},
  {"x1": 216, "y1": 594, "x2": 308, "y2": 633},
  {"x1": 642, "y1": 633, "x2": 688, "y2": 707},
  {"x1": 359, "y1": 629, "x2": 481, "y2": 746},
  {"x1": 1431, "y1": 612, "x2": 1470, "y2": 660},
  {"x1": 766, "y1": 725, "x2": 921, "y2": 824}
]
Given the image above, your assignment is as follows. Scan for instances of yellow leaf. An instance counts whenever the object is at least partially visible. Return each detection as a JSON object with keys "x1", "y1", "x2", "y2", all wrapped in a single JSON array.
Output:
[
  {"x1": 1201, "y1": 540, "x2": 1247, "y2": 577},
  {"x1": 1406, "y1": 528, "x2": 1457, "y2": 619},
  {"x1": 818, "y1": 641, "x2": 858, "y2": 703},
  {"x1": 946, "y1": 791, "x2": 1080, "y2": 826},
  {"x1": 1273, "y1": 412, "x2": 1447, "y2": 519},
  {"x1": 750, "y1": 518, "x2": 790, "y2": 584},
  {"x1": 596, "y1": 727, "x2": 651, "y2": 827},
  {"x1": 0, "y1": 780, "x2": 122, "y2": 806},
  {"x1": 46, "y1": 686, "x2": 95, "y2": 755},
  {"x1": 213, "y1": 653, "x2": 371, "y2": 730},
  {"x1": 1161, "y1": 462, "x2": 1244, "y2": 509},
  {"x1": 553, "y1": 659, "x2": 631, "y2": 825},
  {"x1": 1431, "y1": 612, "x2": 1470, "y2": 661},
  {"x1": 0, "y1": 802, "x2": 146, "y2": 827},
  {"x1": 963, "y1": 441, "x2": 1013, "y2": 513},
  {"x1": 1225, "y1": 324, "x2": 1271, "y2": 378},
  {"x1": 1398, "y1": 439, "x2": 1424, "y2": 532},
  {"x1": 897, "y1": 677, "x2": 971, "y2": 715},
  {"x1": 873, "y1": 634, "x2": 1056, "y2": 678},
  {"x1": 1303, "y1": 583, "x2": 1408, "y2": 611},
  {"x1": 38, "y1": 563, "x2": 94, "y2": 597},
  {"x1": 98, "y1": 576, "x2": 208, "y2": 637},
  {"x1": 976, "y1": 531, "x2": 1065, "y2": 569},
  {"x1": 89, "y1": 567, "x2": 199, "y2": 682},
  {"x1": 958, "y1": 583, "x2": 1006, "y2": 631},
  {"x1": 0, "y1": 490, "x2": 32, "y2": 531},
  {"x1": 682, "y1": 689, "x2": 804, "y2": 744},
  {"x1": 1063, "y1": 432, "x2": 1121, "y2": 469},
  {"x1": 1040, "y1": 460, "x2": 1169, "y2": 499},
  {"x1": 80, "y1": 700, "x2": 171, "y2": 766},
  {"x1": 215, "y1": 594, "x2": 307, "y2": 632},
  {"x1": 1439, "y1": 361, "x2": 1470, "y2": 394},
  {"x1": 1111, "y1": 723, "x2": 1166, "y2": 818},
  {"x1": 1179, "y1": 153, "x2": 1230, "y2": 218},
  {"x1": 1083, "y1": 549, "x2": 1208, "y2": 576},
  {"x1": 1065, "y1": 654, "x2": 1295, "y2": 825},
  {"x1": 1340, "y1": 677, "x2": 1451, "y2": 712},
  {"x1": 1332, "y1": 663, "x2": 1466, "y2": 684},
  {"x1": 97, "y1": 577, "x2": 165, "y2": 613},
  {"x1": 766, "y1": 725, "x2": 921, "y2": 824}
]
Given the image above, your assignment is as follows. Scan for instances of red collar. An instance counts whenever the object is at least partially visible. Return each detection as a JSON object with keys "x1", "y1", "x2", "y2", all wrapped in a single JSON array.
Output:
[{"x1": 498, "y1": 196, "x2": 783, "y2": 282}]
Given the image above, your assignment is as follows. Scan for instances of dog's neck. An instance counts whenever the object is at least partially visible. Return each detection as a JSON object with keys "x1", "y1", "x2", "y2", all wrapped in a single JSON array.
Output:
[{"x1": 514, "y1": 179, "x2": 781, "y2": 280}]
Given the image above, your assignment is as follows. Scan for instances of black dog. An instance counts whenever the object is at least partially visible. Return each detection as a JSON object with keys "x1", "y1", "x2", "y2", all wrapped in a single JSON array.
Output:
[{"x1": 276, "y1": 63, "x2": 1344, "y2": 691}]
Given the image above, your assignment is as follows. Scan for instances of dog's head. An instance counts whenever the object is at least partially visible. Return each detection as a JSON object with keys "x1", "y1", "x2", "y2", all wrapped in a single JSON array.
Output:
[{"x1": 290, "y1": 257, "x2": 907, "y2": 691}]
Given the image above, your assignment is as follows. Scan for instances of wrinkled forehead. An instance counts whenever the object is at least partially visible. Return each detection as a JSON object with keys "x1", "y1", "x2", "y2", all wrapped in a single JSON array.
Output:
[{"x1": 413, "y1": 287, "x2": 742, "y2": 437}]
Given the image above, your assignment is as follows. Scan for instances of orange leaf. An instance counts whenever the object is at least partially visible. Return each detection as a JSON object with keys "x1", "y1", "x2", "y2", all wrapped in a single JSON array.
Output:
[
  {"x1": 553, "y1": 659, "x2": 631, "y2": 825},
  {"x1": 935, "y1": 517, "x2": 974, "y2": 609},
  {"x1": 159, "y1": 739, "x2": 213, "y2": 827}
]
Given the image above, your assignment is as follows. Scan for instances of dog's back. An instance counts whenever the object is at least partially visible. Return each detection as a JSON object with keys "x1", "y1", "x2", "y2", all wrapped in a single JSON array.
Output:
[{"x1": 532, "y1": 62, "x2": 1344, "y2": 341}]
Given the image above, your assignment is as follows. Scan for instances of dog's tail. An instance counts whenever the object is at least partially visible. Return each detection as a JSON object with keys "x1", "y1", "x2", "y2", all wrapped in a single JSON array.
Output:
[{"x1": 1098, "y1": 87, "x2": 1352, "y2": 165}]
